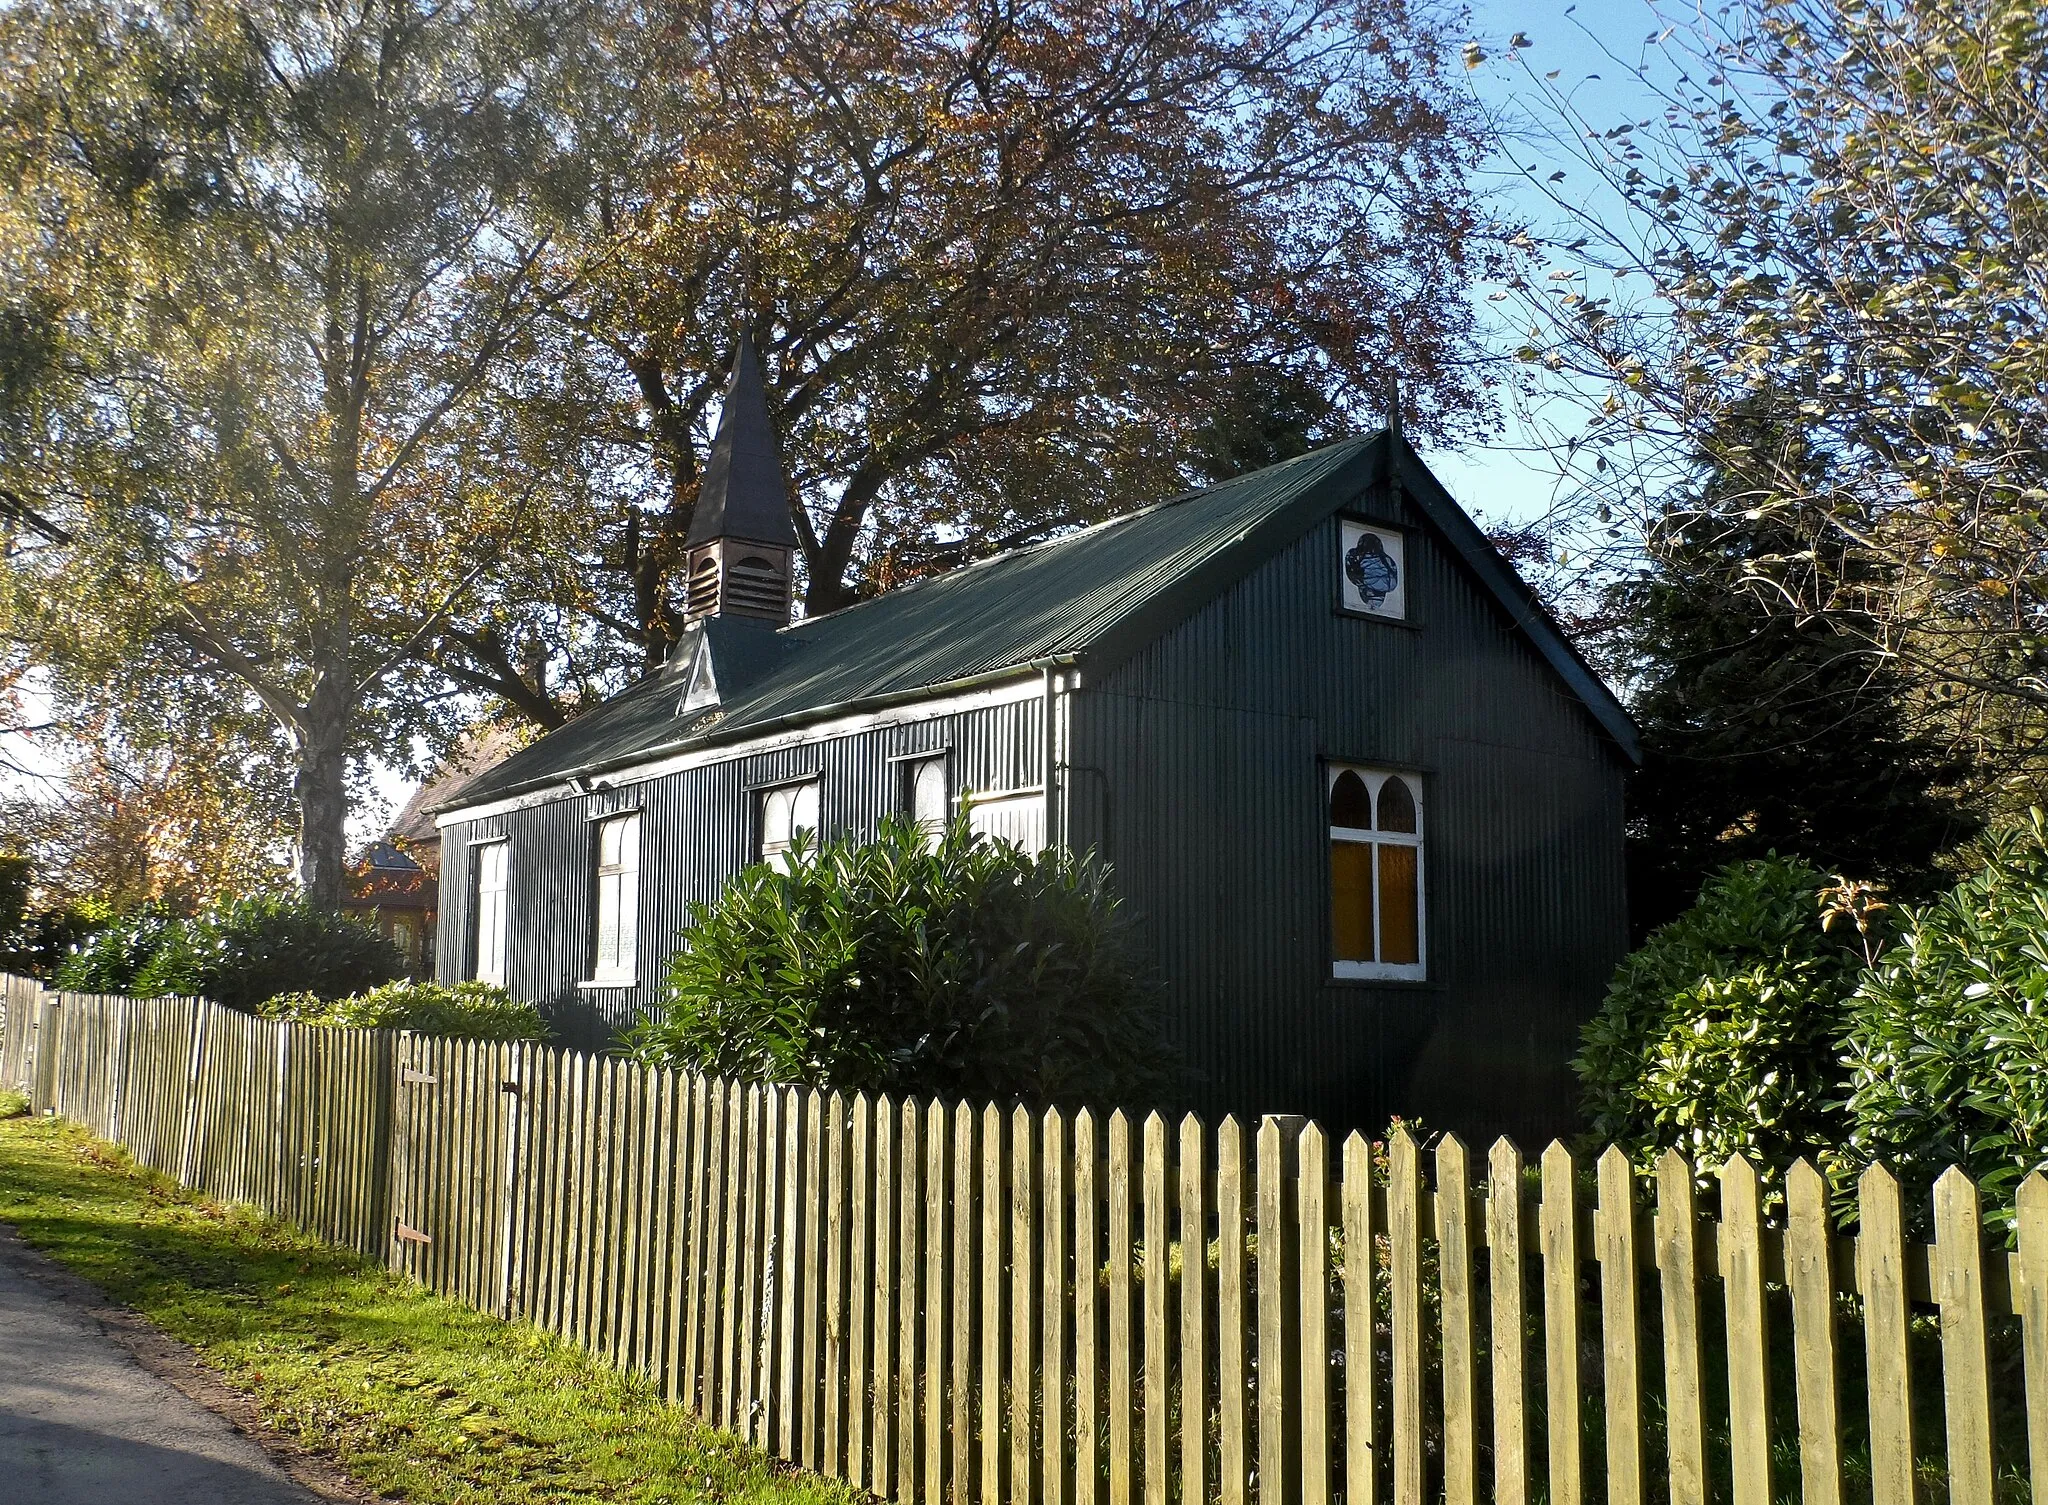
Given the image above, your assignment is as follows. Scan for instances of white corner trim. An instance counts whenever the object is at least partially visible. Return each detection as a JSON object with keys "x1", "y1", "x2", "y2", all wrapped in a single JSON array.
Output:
[{"x1": 435, "y1": 674, "x2": 1049, "y2": 829}]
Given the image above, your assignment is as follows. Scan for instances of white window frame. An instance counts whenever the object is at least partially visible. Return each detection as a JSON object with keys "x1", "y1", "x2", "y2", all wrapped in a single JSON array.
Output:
[
  {"x1": 757, "y1": 778, "x2": 820, "y2": 870},
  {"x1": 589, "y1": 812, "x2": 640, "y2": 986},
  {"x1": 1327, "y1": 764, "x2": 1426, "y2": 982},
  {"x1": 1338, "y1": 518, "x2": 1409, "y2": 620},
  {"x1": 472, "y1": 839, "x2": 510, "y2": 988}
]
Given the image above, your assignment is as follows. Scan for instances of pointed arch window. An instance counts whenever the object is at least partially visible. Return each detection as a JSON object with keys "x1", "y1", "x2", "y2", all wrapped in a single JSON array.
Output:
[
  {"x1": 472, "y1": 840, "x2": 509, "y2": 987},
  {"x1": 758, "y1": 778, "x2": 820, "y2": 870},
  {"x1": 590, "y1": 813, "x2": 640, "y2": 985},
  {"x1": 1328, "y1": 765, "x2": 1425, "y2": 981},
  {"x1": 902, "y1": 754, "x2": 950, "y2": 849}
]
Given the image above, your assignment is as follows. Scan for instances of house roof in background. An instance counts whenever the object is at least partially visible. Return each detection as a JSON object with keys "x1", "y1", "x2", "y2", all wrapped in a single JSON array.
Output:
[
  {"x1": 440, "y1": 434, "x2": 1637, "y2": 816},
  {"x1": 392, "y1": 724, "x2": 530, "y2": 845}
]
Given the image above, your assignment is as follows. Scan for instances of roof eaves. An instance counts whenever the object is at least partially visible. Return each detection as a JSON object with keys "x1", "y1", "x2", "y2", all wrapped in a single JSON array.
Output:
[
  {"x1": 1395, "y1": 442, "x2": 1641, "y2": 764},
  {"x1": 1076, "y1": 434, "x2": 1383, "y2": 681},
  {"x1": 437, "y1": 657, "x2": 1064, "y2": 816}
]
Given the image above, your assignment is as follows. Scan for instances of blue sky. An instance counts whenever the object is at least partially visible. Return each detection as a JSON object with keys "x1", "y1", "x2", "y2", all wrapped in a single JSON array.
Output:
[{"x1": 1420, "y1": 0, "x2": 1673, "y2": 526}]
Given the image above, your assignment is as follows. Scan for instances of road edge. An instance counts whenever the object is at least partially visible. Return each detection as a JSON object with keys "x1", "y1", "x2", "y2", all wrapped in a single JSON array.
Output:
[{"x1": 0, "y1": 1220, "x2": 387, "y2": 1505}]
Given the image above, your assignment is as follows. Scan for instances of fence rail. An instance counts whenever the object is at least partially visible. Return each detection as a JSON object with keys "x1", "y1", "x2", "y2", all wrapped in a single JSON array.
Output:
[{"x1": 3, "y1": 976, "x2": 2043, "y2": 1505}]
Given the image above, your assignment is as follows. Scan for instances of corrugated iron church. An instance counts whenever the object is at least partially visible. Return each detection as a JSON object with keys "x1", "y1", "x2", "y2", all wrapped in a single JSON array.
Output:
[{"x1": 434, "y1": 340, "x2": 1637, "y2": 1141}]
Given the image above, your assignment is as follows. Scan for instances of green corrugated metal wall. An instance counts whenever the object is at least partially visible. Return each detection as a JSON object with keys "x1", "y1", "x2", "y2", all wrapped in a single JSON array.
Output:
[{"x1": 1068, "y1": 478, "x2": 1628, "y2": 1145}]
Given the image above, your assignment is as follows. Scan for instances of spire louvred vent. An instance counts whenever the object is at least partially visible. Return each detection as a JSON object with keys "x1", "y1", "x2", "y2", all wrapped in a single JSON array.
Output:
[
  {"x1": 687, "y1": 555, "x2": 721, "y2": 617},
  {"x1": 726, "y1": 555, "x2": 787, "y2": 616}
]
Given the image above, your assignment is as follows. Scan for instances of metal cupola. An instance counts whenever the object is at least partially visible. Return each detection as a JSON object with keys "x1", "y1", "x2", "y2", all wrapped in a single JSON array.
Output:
[{"x1": 683, "y1": 333, "x2": 799, "y2": 625}]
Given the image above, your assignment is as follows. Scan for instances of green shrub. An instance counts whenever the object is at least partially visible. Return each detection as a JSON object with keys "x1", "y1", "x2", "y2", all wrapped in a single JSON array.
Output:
[
  {"x1": 260, "y1": 980, "x2": 549, "y2": 1041},
  {"x1": 0, "y1": 858, "x2": 113, "y2": 981},
  {"x1": 1576, "y1": 856, "x2": 1870, "y2": 1182},
  {"x1": 52, "y1": 905, "x2": 185, "y2": 993},
  {"x1": 1838, "y1": 812, "x2": 2048, "y2": 1230},
  {"x1": 626, "y1": 816, "x2": 1169, "y2": 1107},
  {"x1": 133, "y1": 897, "x2": 402, "y2": 1012}
]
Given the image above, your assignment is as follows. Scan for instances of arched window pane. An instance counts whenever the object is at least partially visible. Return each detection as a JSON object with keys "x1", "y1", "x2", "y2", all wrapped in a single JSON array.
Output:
[
  {"x1": 762, "y1": 786, "x2": 791, "y2": 840},
  {"x1": 791, "y1": 781, "x2": 819, "y2": 838},
  {"x1": 911, "y1": 759, "x2": 947, "y2": 832},
  {"x1": 1329, "y1": 769, "x2": 1371, "y2": 829},
  {"x1": 1377, "y1": 775, "x2": 1417, "y2": 834}
]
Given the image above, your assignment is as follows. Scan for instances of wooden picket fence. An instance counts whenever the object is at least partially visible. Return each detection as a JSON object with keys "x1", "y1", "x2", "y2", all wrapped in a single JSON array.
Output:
[{"x1": 5, "y1": 976, "x2": 2047, "y2": 1505}]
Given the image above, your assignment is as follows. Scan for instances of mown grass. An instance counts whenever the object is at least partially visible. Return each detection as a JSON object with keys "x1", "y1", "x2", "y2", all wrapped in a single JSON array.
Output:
[{"x1": 0, "y1": 1114, "x2": 859, "y2": 1505}]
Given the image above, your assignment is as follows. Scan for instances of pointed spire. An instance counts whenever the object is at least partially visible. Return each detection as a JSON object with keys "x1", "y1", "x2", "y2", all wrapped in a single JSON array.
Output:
[{"x1": 686, "y1": 333, "x2": 799, "y2": 549}]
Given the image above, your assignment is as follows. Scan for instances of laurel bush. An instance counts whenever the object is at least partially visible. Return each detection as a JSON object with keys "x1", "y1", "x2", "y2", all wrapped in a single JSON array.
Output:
[
  {"x1": 1838, "y1": 812, "x2": 2048, "y2": 1230},
  {"x1": 626, "y1": 816, "x2": 1169, "y2": 1107},
  {"x1": 52, "y1": 904, "x2": 184, "y2": 994},
  {"x1": 1575, "y1": 856, "x2": 1868, "y2": 1181}
]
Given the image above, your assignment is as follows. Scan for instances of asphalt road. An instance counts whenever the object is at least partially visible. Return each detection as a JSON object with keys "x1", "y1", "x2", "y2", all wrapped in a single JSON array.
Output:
[{"x1": 0, "y1": 1232, "x2": 326, "y2": 1504}]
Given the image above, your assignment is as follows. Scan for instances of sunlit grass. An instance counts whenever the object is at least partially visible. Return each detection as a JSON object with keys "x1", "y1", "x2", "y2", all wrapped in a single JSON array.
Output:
[{"x1": 0, "y1": 1115, "x2": 856, "y2": 1505}]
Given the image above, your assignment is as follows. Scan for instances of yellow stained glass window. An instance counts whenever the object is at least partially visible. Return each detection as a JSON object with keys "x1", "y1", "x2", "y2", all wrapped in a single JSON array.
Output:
[
  {"x1": 1327, "y1": 765, "x2": 1424, "y2": 976},
  {"x1": 1331, "y1": 841, "x2": 1374, "y2": 961},
  {"x1": 1377, "y1": 843, "x2": 1420, "y2": 964}
]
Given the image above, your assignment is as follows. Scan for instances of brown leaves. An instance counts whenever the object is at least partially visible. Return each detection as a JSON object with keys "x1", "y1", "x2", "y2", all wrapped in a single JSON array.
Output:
[{"x1": 543, "y1": 0, "x2": 1510, "y2": 614}]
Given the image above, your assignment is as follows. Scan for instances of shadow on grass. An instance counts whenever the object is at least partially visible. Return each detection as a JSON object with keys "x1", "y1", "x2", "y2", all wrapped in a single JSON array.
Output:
[{"x1": 0, "y1": 1117, "x2": 855, "y2": 1505}]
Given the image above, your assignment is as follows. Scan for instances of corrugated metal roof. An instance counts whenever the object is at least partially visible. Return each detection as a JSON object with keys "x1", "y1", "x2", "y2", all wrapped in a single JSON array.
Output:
[{"x1": 445, "y1": 433, "x2": 1635, "y2": 811}]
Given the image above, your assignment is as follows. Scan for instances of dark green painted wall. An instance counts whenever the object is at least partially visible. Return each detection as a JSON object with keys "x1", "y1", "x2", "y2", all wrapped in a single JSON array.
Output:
[{"x1": 1068, "y1": 478, "x2": 1628, "y2": 1145}]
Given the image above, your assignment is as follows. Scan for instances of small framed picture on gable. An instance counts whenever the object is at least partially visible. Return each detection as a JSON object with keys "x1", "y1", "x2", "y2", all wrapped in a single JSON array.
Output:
[{"x1": 1339, "y1": 519, "x2": 1407, "y2": 619}]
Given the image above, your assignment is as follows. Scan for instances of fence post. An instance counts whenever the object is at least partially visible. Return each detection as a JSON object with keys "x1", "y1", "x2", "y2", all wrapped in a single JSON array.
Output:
[
  {"x1": 1784, "y1": 1158, "x2": 1842, "y2": 1505},
  {"x1": 1857, "y1": 1163, "x2": 1915, "y2": 1505},
  {"x1": 1258, "y1": 1114, "x2": 1306, "y2": 1505},
  {"x1": 31, "y1": 992, "x2": 61, "y2": 1115},
  {"x1": 1487, "y1": 1138, "x2": 1529, "y2": 1505},
  {"x1": 1654, "y1": 1150, "x2": 1706, "y2": 1505},
  {"x1": 110, "y1": 996, "x2": 132, "y2": 1145},
  {"x1": 1934, "y1": 1166, "x2": 1995, "y2": 1505},
  {"x1": 1388, "y1": 1126, "x2": 1424, "y2": 1505},
  {"x1": 176, "y1": 1000, "x2": 208, "y2": 1186},
  {"x1": 1437, "y1": 1134, "x2": 1477, "y2": 1505},
  {"x1": 1721, "y1": 1155, "x2": 1772, "y2": 1505},
  {"x1": 1342, "y1": 1132, "x2": 1378, "y2": 1505},
  {"x1": 387, "y1": 1030, "x2": 415, "y2": 1274},
  {"x1": 269, "y1": 1018, "x2": 290, "y2": 1216},
  {"x1": 1539, "y1": 1141, "x2": 1582, "y2": 1505},
  {"x1": 2017, "y1": 1173, "x2": 2048, "y2": 1498},
  {"x1": 497, "y1": 1046, "x2": 526, "y2": 1319}
]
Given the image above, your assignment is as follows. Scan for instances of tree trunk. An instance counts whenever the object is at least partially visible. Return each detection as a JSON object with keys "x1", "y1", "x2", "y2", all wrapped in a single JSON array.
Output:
[{"x1": 294, "y1": 675, "x2": 352, "y2": 913}]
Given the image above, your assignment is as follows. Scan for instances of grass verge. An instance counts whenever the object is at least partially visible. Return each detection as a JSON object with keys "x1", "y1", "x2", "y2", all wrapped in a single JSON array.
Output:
[{"x1": 0, "y1": 1114, "x2": 857, "y2": 1505}]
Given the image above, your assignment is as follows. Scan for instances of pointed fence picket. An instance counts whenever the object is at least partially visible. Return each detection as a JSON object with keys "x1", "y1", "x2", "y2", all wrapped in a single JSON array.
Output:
[{"x1": 19, "y1": 972, "x2": 2048, "y2": 1505}]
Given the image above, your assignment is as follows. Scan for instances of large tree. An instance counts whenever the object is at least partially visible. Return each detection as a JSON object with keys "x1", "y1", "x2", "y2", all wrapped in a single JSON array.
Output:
[
  {"x1": 425, "y1": 0, "x2": 1509, "y2": 709},
  {"x1": 1493, "y1": 0, "x2": 2048, "y2": 788},
  {"x1": 0, "y1": 0, "x2": 597, "y2": 905},
  {"x1": 1610, "y1": 404, "x2": 1976, "y2": 934}
]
